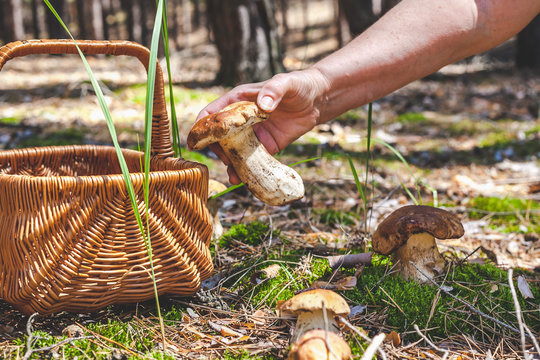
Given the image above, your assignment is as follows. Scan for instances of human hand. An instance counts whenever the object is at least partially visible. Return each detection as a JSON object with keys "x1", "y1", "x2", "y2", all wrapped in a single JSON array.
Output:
[{"x1": 194, "y1": 68, "x2": 329, "y2": 184}]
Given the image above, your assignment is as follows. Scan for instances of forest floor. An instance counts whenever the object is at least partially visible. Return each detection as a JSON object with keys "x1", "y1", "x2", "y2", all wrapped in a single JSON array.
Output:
[{"x1": 1, "y1": 2, "x2": 540, "y2": 359}]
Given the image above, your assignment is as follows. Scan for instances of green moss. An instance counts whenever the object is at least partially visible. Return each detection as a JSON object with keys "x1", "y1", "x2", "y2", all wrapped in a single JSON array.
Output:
[
  {"x1": 12, "y1": 318, "x2": 162, "y2": 359},
  {"x1": 222, "y1": 349, "x2": 277, "y2": 359},
  {"x1": 0, "y1": 115, "x2": 23, "y2": 125},
  {"x1": 335, "y1": 109, "x2": 364, "y2": 124},
  {"x1": 468, "y1": 196, "x2": 540, "y2": 233},
  {"x1": 397, "y1": 112, "x2": 429, "y2": 125},
  {"x1": 17, "y1": 128, "x2": 86, "y2": 148},
  {"x1": 219, "y1": 221, "x2": 279, "y2": 248},
  {"x1": 524, "y1": 125, "x2": 540, "y2": 137},
  {"x1": 477, "y1": 131, "x2": 515, "y2": 148},
  {"x1": 446, "y1": 118, "x2": 498, "y2": 136},
  {"x1": 346, "y1": 263, "x2": 540, "y2": 342},
  {"x1": 248, "y1": 256, "x2": 331, "y2": 307},
  {"x1": 181, "y1": 148, "x2": 215, "y2": 170}
]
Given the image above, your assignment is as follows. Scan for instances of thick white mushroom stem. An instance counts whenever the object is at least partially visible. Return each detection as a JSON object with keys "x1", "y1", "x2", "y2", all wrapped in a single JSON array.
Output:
[
  {"x1": 293, "y1": 310, "x2": 339, "y2": 342},
  {"x1": 219, "y1": 127, "x2": 305, "y2": 206},
  {"x1": 393, "y1": 232, "x2": 446, "y2": 283}
]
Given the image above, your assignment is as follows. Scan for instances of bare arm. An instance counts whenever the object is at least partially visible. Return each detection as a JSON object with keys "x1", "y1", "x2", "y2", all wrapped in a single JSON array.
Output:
[
  {"x1": 196, "y1": 0, "x2": 540, "y2": 183},
  {"x1": 310, "y1": 0, "x2": 540, "y2": 123}
]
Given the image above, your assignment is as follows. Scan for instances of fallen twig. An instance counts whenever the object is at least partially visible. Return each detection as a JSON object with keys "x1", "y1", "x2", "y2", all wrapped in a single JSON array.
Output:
[
  {"x1": 22, "y1": 314, "x2": 94, "y2": 360},
  {"x1": 413, "y1": 324, "x2": 449, "y2": 360},
  {"x1": 359, "y1": 333, "x2": 386, "y2": 360},
  {"x1": 508, "y1": 269, "x2": 540, "y2": 359},
  {"x1": 338, "y1": 316, "x2": 387, "y2": 360}
]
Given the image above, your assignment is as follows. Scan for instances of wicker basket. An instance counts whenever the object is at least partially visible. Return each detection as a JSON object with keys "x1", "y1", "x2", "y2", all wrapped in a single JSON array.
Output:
[{"x1": 0, "y1": 39, "x2": 213, "y2": 315}]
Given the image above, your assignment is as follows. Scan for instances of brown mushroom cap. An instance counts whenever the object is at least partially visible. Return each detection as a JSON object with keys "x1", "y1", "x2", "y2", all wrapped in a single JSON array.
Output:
[
  {"x1": 208, "y1": 179, "x2": 227, "y2": 198},
  {"x1": 187, "y1": 101, "x2": 269, "y2": 150},
  {"x1": 288, "y1": 329, "x2": 352, "y2": 360},
  {"x1": 372, "y1": 205, "x2": 464, "y2": 255},
  {"x1": 279, "y1": 289, "x2": 350, "y2": 317}
]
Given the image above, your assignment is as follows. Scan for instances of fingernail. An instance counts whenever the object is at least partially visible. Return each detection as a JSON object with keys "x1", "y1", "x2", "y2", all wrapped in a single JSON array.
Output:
[{"x1": 259, "y1": 96, "x2": 274, "y2": 111}]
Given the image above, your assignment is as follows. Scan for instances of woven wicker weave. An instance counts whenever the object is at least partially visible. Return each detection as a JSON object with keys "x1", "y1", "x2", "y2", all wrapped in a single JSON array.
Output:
[{"x1": 0, "y1": 39, "x2": 213, "y2": 315}]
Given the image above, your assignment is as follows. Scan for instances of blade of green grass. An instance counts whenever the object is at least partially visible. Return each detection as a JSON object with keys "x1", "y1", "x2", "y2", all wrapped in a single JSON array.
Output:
[
  {"x1": 42, "y1": 1, "x2": 148, "y2": 240},
  {"x1": 364, "y1": 103, "x2": 373, "y2": 202},
  {"x1": 157, "y1": 0, "x2": 181, "y2": 157},
  {"x1": 347, "y1": 153, "x2": 368, "y2": 212},
  {"x1": 371, "y1": 137, "x2": 422, "y2": 204},
  {"x1": 145, "y1": 0, "x2": 166, "y2": 345}
]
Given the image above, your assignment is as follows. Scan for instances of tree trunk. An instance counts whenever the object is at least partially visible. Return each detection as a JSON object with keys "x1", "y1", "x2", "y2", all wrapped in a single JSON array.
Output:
[
  {"x1": 31, "y1": 0, "x2": 40, "y2": 38},
  {"x1": 338, "y1": 0, "x2": 375, "y2": 38},
  {"x1": 76, "y1": 0, "x2": 87, "y2": 38},
  {"x1": 90, "y1": 0, "x2": 105, "y2": 39},
  {"x1": 4, "y1": 0, "x2": 25, "y2": 41},
  {"x1": 207, "y1": 0, "x2": 284, "y2": 86},
  {"x1": 46, "y1": 0, "x2": 67, "y2": 38},
  {"x1": 120, "y1": 0, "x2": 135, "y2": 41},
  {"x1": 516, "y1": 14, "x2": 540, "y2": 69}
]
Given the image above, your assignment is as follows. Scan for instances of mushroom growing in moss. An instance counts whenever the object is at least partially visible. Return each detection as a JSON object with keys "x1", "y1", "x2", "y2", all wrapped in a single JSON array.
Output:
[
  {"x1": 278, "y1": 289, "x2": 350, "y2": 342},
  {"x1": 372, "y1": 205, "x2": 464, "y2": 283},
  {"x1": 288, "y1": 329, "x2": 351, "y2": 360},
  {"x1": 187, "y1": 101, "x2": 304, "y2": 206}
]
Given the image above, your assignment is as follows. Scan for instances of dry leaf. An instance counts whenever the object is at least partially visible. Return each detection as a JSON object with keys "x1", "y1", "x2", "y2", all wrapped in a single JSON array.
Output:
[
  {"x1": 186, "y1": 307, "x2": 199, "y2": 318},
  {"x1": 385, "y1": 330, "x2": 401, "y2": 347},
  {"x1": 250, "y1": 264, "x2": 281, "y2": 285},
  {"x1": 517, "y1": 276, "x2": 534, "y2": 299},
  {"x1": 220, "y1": 325, "x2": 244, "y2": 337},
  {"x1": 251, "y1": 309, "x2": 267, "y2": 325},
  {"x1": 261, "y1": 264, "x2": 281, "y2": 278},
  {"x1": 337, "y1": 276, "x2": 357, "y2": 290}
]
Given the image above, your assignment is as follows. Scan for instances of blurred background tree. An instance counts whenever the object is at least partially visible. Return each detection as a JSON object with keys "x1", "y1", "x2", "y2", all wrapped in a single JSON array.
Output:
[{"x1": 0, "y1": 0, "x2": 537, "y2": 86}]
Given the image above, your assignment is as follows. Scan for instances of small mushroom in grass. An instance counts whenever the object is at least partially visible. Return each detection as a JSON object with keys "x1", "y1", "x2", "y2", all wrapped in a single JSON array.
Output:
[
  {"x1": 372, "y1": 205, "x2": 464, "y2": 283},
  {"x1": 278, "y1": 289, "x2": 350, "y2": 342},
  {"x1": 208, "y1": 179, "x2": 227, "y2": 240},
  {"x1": 187, "y1": 101, "x2": 305, "y2": 206},
  {"x1": 288, "y1": 329, "x2": 351, "y2": 360}
]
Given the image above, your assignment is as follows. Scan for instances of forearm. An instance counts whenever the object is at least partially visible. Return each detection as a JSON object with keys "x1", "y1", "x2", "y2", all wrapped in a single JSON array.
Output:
[{"x1": 312, "y1": 0, "x2": 540, "y2": 123}]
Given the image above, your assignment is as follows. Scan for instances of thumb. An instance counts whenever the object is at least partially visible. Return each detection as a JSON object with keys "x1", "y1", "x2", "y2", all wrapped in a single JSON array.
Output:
[{"x1": 256, "y1": 73, "x2": 290, "y2": 112}]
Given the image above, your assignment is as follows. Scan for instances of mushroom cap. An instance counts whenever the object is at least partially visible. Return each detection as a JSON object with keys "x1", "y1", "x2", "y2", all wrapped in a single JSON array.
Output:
[
  {"x1": 279, "y1": 289, "x2": 350, "y2": 317},
  {"x1": 372, "y1": 205, "x2": 464, "y2": 255},
  {"x1": 288, "y1": 329, "x2": 351, "y2": 360},
  {"x1": 208, "y1": 179, "x2": 227, "y2": 198},
  {"x1": 187, "y1": 101, "x2": 269, "y2": 150}
]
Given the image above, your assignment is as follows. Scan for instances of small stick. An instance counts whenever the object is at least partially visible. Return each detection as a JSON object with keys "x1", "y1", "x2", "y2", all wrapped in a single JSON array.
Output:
[
  {"x1": 326, "y1": 252, "x2": 373, "y2": 269},
  {"x1": 359, "y1": 333, "x2": 386, "y2": 360},
  {"x1": 22, "y1": 314, "x2": 94, "y2": 360},
  {"x1": 409, "y1": 261, "x2": 522, "y2": 335},
  {"x1": 338, "y1": 316, "x2": 387, "y2": 360},
  {"x1": 321, "y1": 300, "x2": 340, "y2": 360},
  {"x1": 413, "y1": 324, "x2": 449, "y2": 360},
  {"x1": 508, "y1": 269, "x2": 540, "y2": 359}
]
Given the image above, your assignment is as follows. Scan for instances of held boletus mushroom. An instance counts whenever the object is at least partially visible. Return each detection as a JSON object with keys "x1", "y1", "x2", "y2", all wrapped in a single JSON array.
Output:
[
  {"x1": 372, "y1": 205, "x2": 464, "y2": 283},
  {"x1": 278, "y1": 289, "x2": 350, "y2": 342},
  {"x1": 187, "y1": 101, "x2": 305, "y2": 206}
]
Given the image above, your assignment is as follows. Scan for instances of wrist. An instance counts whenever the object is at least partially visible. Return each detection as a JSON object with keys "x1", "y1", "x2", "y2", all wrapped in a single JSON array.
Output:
[{"x1": 303, "y1": 67, "x2": 331, "y2": 125}]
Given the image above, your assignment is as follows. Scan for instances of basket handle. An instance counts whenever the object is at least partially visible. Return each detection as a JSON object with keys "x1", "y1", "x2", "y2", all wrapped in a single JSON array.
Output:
[{"x1": 0, "y1": 39, "x2": 173, "y2": 157}]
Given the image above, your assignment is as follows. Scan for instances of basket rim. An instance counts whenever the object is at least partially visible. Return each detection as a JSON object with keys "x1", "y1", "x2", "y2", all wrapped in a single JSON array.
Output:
[{"x1": 0, "y1": 144, "x2": 208, "y2": 184}]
